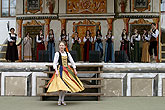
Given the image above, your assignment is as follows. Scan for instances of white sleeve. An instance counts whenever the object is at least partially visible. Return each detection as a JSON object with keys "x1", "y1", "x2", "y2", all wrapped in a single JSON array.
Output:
[
  {"x1": 23, "y1": 37, "x2": 27, "y2": 45},
  {"x1": 131, "y1": 36, "x2": 133, "y2": 43},
  {"x1": 120, "y1": 37, "x2": 122, "y2": 41},
  {"x1": 135, "y1": 34, "x2": 141, "y2": 41},
  {"x1": 66, "y1": 35, "x2": 69, "y2": 41},
  {"x1": 8, "y1": 34, "x2": 13, "y2": 42},
  {"x1": 68, "y1": 52, "x2": 76, "y2": 68},
  {"x1": 79, "y1": 38, "x2": 81, "y2": 43},
  {"x1": 36, "y1": 35, "x2": 41, "y2": 43},
  {"x1": 94, "y1": 36, "x2": 96, "y2": 42},
  {"x1": 127, "y1": 36, "x2": 130, "y2": 41},
  {"x1": 53, "y1": 52, "x2": 59, "y2": 70},
  {"x1": 43, "y1": 35, "x2": 45, "y2": 42},
  {"x1": 83, "y1": 37, "x2": 87, "y2": 42},
  {"x1": 46, "y1": 35, "x2": 49, "y2": 41},
  {"x1": 145, "y1": 35, "x2": 150, "y2": 41},
  {"x1": 16, "y1": 34, "x2": 18, "y2": 40},
  {"x1": 112, "y1": 36, "x2": 114, "y2": 40},
  {"x1": 90, "y1": 37, "x2": 93, "y2": 42},
  {"x1": 152, "y1": 30, "x2": 159, "y2": 38},
  {"x1": 72, "y1": 39, "x2": 74, "y2": 43}
]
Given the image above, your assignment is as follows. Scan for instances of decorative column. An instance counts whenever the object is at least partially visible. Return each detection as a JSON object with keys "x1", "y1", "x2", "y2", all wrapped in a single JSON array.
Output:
[
  {"x1": 44, "y1": 19, "x2": 51, "y2": 50},
  {"x1": 16, "y1": 19, "x2": 23, "y2": 61},
  {"x1": 60, "y1": 19, "x2": 66, "y2": 30},
  {"x1": 107, "y1": 18, "x2": 114, "y2": 31},
  {"x1": 123, "y1": 18, "x2": 130, "y2": 33},
  {"x1": 153, "y1": 18, "x2": 160, "y2": 62}
]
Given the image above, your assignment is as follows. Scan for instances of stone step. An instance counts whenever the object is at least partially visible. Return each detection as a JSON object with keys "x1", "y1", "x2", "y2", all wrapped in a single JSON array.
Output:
[
  {"x1": 44, "y1": 71, "x2": 103, "y2": 74},
  {"x1": 0, "y1": 58, "x2": 6, "y2": 61},
  {"x1": 41, "y1": 77, "x2": 103, "y2": 81},
  {"x1": 0, "y1": 51, "x2": 6, "y2": 54},
  {"x1": 40, "y1": 93, "x2": 103, "y2": 97},
  {"x1": 0, "y1": 44, "x2": 7, "y2": 46},
  {"x1": 46, "y1": 65, "x2": 103, "y2": 68},
  {"x1": 40, "y1": 85, "x2": 103, "y2": 89}
]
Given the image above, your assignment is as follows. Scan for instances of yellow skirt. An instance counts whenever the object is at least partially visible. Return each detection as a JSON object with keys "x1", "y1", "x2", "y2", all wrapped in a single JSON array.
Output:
[{"x1": 47, "y1": 66, "x2": 84, "y2": 93}]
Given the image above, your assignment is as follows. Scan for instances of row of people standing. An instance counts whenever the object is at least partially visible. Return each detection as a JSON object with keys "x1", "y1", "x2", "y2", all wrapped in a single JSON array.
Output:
[
  {"x1": 120, "y1": 22, "x2": 159, "y2": 62},
  {"x1": 5, "y1": 28, "x2": 115, "y2": 62},
  {"x1": 72, "y1": 29, "x2": 115, "y2": 62}
]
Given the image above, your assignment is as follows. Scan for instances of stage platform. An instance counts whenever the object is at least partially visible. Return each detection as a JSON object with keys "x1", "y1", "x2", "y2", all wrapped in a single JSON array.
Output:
[
  {"x1": 1, "y1": 62, "x2": 165, "y2": 97},
  {"x1": 0, "y1": 96, "x2": 164, "y2": 110}
]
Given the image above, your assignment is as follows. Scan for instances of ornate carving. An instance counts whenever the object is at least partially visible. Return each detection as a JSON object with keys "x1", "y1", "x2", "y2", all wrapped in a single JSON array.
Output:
[
  {"x1": 123, "y1": 18, "x2": 130, "y2": 33},
  {"x1": 23, "y1": 20, "x2": 44, "y2": 26},
  {"x1": 132, "y1": 0, "x2": 151, "y2": 12},
  {"x1": 119, "y1": 0, "x2": 128, "y2": 13},
  {"x1": 60, "y1": 19, "x2": 66, "y2": 30},
  {"x1": 130, "y1": 18, "x2": 152, "y2": 24},
  {"x1": 107, "y1": 18, "x2": 114, "y2": 31},
  {"x1": 46, "y1": 0, "x2": 56, "y2": 14},
  {"x1": 25, "y1": 0, "x2": 43, "y2": 14},
  {"x1": 16, "y1": 20, "x2": 23, "y2": 61},
  {"x1": 67, "y1": 0, "x2": 107, "y2": 14}
]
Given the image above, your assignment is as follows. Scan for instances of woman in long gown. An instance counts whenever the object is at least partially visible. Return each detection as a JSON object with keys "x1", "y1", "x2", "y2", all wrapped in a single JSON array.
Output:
[
  {"x1": 46, "y1": 41, "x2": 84, "y2": 106},
  {"x1": 94, "y1": 29, "x2": 103, "y2": 59},
  {"x1": 36, "y1": 29, "x2": 45, "y2": 61},
  {"x1": 72, "y1": 32, "x2": 81, "y2": 61},
  {"x1": 130, "y1": 29, "x2": 141, "y2": 62},
  {"x1": 6, "y1": 28, "x2": 18, "y2": 62},
  {"x1": 141, "y1": 29, "x2": 150, "y2": 62},
  {"x1": 104, "y1": 30, "x2": 115, "y2": 62},
  {"x1": 23, "y1": 32, "x2": 32, "y2": 61},
  {"x1": 120, "y1": 29, "x2": 130, "y2": 60},
  {"x1": 47, "y1": 29, "x2": 55, "y2": 61},
  {"x1": 83, "y1": 30, "x2": 93, "y2": 62}
]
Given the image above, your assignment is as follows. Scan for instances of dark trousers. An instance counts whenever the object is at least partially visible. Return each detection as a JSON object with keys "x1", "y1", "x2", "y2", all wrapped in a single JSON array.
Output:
[{"x1": 149, "y1": 41, "x2": 157, "y2": 56}]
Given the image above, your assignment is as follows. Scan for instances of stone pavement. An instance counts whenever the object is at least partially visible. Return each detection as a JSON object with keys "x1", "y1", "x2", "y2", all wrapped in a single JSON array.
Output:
[{"x1": 0, "y1": 96, "x2": 165, "y2": 110}]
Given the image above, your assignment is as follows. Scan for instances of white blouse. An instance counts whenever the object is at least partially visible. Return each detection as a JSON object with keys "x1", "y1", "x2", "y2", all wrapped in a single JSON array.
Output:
[
  {"x1": 53, "y1": 51, "x2": 76, "y2": 70},
  {"x1": 36, "y1": 35, "x2": 45, "y2": 43},
  {"x1": 8, "y1": 33, "x2": 18, "y2": 42},
  {"x1": 94, "y1": 36, "x2": 103, "y2": 42},
  {"x1": 46, "y1": 34, "x2": 55, "y2": 42},
  {"x1": 72, "y1": 38, "x2": 81, "y2": 43},
  {"x1": 131, "y1": 34, "x2": 141, "y2": 43},
  {"x1": 83, "y1": 36, "x2": 93, "y2": 42}
]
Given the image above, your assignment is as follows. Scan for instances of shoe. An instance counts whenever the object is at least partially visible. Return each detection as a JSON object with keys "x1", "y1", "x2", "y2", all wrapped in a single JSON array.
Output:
[
  {"x1": 61, "y1": 102, "x2": 66, "y2": 106},
  {"x1": 58, "y1": 101, "x2": 61, "y2": 106}
]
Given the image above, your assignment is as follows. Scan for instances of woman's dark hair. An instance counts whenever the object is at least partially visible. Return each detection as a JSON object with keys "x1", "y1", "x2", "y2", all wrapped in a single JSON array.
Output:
[
  {"x1": 121, "y1": 29, "x2": 127, "y2": 37},
  {"x1": 107, "y1": 29, "x2": 112, "y2": 36},
  {"x1": 61, "y1": 29, "x2": 66, "y2": 36},
  {"x1": 10, "y1": 28, "x2": 15, "y2": 32},
  {"x1": 85, "y1": 30, "x2": 91, "y2": 36},
  {"x1": 25, "y1": 32, "x2": 29, "y2": 37},
  {"x1": 96, "y1": 29, "x2": 102, "y2": 37},
  {"x1": 151, "y1": 22, "x2": 156, "y2": 26},
  {"x1": 49, "y1": 29, "x2": 54, "y2": 34}
]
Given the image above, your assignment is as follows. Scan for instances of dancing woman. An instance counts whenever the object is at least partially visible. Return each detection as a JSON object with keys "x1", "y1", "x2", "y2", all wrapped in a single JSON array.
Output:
[{"x1": 46, "y1": 41, "x2": 84, "y2": 106}]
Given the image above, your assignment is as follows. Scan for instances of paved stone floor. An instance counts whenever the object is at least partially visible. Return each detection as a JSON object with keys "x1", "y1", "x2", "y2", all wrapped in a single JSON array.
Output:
[{"x1": 0, "y1": 96, "x2": 165, "y2": 110}]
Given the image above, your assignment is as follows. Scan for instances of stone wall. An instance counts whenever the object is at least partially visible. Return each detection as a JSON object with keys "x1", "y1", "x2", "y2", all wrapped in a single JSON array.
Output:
[{"x1": 0, "y1": 63, "x2": 165, "y2": 97}]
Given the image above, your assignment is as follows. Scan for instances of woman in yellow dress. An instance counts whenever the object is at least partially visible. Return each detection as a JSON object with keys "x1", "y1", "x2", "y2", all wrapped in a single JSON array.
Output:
[{"x1": 46, "y1": 41, "x2": 84, "y2": 106}]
